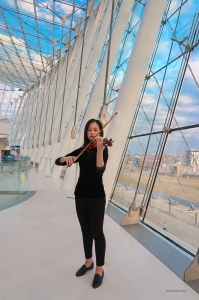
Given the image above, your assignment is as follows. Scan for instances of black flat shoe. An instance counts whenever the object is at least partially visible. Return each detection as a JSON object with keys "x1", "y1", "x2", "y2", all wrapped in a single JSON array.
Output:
[
  {"x1": 76, "y1": 262, "x2": 94, "y2": 277},
  {"x1": 92, "y1": 270, "x2": 104, "y2": 289}
]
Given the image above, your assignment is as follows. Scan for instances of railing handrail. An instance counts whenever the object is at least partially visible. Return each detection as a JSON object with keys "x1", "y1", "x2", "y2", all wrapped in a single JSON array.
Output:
[{"x1": 0, "y1": 166, "x2": 31, "y2": 174}]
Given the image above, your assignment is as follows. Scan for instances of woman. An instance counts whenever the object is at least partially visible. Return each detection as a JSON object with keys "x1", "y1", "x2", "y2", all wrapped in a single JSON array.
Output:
[{"x1": 55, "y1": 119, "x2": 108, "y2": 289}]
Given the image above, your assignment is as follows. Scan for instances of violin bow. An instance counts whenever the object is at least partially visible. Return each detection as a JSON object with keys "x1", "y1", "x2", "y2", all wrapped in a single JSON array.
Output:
[{"x1": 66, "y1": 112, "x2": 118, "y2": 167}]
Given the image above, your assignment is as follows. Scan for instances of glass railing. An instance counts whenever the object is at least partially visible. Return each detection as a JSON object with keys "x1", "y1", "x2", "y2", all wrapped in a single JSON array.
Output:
[
  {"x1": 0, "y1": 155, "x2": 30, "y2": 169},
  {"x1": 0, "y1": 159, "x2": 31, "y2": 211}
]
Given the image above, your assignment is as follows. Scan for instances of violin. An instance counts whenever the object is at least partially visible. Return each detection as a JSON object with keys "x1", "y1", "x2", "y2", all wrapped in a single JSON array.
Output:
[{"x1": 86, "y1": 138, "x2": 114, "y2": 151}]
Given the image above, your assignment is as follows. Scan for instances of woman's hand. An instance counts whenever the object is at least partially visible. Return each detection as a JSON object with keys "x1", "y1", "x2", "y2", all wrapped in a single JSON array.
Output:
[
  {"x1": 60, "y1": 156, "x2": 76, "y2": 167},
  {"x1": 95, "y1": 136, "x2": 105, "y2": 151}
]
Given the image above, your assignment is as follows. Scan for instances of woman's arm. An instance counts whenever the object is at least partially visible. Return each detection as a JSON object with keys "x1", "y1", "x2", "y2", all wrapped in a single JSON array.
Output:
[
  {"x1": 55, "y1": 147, "x2": 82, "y2": 166},
  {"x1": 96, "y1": 136, "x2": 105, "y2": 167},
  {"x1": 59, "y1": 156, "x2": 76, "y2": 166},
  {"x1": 95, "y1": 137, "x2": 108, "y2": 175}
]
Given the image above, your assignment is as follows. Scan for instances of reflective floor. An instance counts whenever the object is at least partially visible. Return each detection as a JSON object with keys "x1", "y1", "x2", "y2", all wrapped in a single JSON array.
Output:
[{"x1": 0, "y1": 169, "x2": 198, "y2": 300}]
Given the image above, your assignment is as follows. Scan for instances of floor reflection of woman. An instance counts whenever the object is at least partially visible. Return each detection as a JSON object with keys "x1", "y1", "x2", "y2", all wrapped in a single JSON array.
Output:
[{"x1": 55, "y1": 119, "x2": 108, "y2": 289}]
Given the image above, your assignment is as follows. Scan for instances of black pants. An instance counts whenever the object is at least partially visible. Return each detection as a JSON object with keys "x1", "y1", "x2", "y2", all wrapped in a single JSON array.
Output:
[{"x1": 75, "y1": 196, "x2": 106, "y2": 266}]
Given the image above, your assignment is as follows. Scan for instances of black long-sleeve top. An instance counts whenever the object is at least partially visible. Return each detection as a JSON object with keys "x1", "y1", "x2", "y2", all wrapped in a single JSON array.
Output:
[{"x1": 55, "y1": 147, "x2": 108, "y2": 198}]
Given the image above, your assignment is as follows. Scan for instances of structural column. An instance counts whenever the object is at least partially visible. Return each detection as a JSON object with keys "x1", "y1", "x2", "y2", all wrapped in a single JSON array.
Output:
[
  {"x1": 12, "y1": 90, "x2": 31, "y2": 145},
  {"x1": 103, "y1": 0, "x2": 167, "y2": 201},
  {"x1": 37, "y1": 32, "x2": 84, "y2": 171},
  {"x1": 14, "y1": 88, "x2": 34, "y2": 145},
  {"x1": 50, "y1": 0, "x2": 112, "y2": 178},
  {"x1": 11, "y1": 92, "x2": 25, "y2": 145},
  {"x1": 20, "y1": 84, "x2": 40, "y2": 150},
  {"x1": 61, "y1": 0, "x2": 136, "y2": 189}
]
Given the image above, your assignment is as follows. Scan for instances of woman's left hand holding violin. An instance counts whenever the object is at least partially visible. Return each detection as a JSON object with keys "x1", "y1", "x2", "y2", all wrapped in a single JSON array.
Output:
[
  {"x1": 95, "y1": 136, "x2": 105, "y2": 168},
  {"x1": 95, "y1": 136, "x2": 105, "y2": 151}
]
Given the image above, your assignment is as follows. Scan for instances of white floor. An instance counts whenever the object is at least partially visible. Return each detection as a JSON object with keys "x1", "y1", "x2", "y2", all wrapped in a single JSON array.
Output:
[{"x1": 0, "y1": 169, "x2": 198, "y2": 300}]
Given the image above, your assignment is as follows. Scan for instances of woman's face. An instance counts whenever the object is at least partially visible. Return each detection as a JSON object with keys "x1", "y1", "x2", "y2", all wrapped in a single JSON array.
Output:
[{"x1": 87, "y1": 122, "x2": 100, "y2": 141}]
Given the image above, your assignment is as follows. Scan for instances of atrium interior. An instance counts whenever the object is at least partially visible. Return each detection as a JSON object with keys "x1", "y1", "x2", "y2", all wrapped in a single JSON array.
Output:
[{"x1": 0, "y1": 0, "x2": 199, "y2": 299}]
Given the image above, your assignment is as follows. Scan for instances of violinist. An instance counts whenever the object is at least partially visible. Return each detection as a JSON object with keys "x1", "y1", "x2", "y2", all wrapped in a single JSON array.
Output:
[{"x1": 55, "y1": 119, "x2": 108, "y2": 289}]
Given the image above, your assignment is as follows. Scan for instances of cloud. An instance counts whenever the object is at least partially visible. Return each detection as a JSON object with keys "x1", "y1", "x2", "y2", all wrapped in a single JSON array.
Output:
[
  {"x1": 172, "y1": 114, "x2": 199, "y2": 126},
  {"x1": 6, "y1": 0, "x2": 34, "y2": 13},
  {"x1": 0, "y1": 33, "x2": 24, "y2": 49},
  {"x1": 169, "y1": 0, "x2": 178, "y2": 12},
  {"x1": 142, "y1": 95, "x2": 156, "y2": 106},
  {"x1": 177, "y1": 94, "x2": 196, "y2": 106},
  {"x1": 54, "y1": 2, "x2": 73, "y2": 15},
  {"x1": 37, "y1": 10, "x2": 53, "y2": 22},
  {"x1": 185, "y1": 57, "x2": 199, "y2": 84},
  {"x1": 175, "y1": 106, "x2": 198, "y2": 114},
  {"x1": 0, "y1": 31, "x2": 49, "y2": 84}
]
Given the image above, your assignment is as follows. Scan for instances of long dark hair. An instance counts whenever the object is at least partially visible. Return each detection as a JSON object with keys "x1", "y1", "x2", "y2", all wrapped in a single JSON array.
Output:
[{"x1": 82, "y1": 119, "x2": 103, "y2": 147}]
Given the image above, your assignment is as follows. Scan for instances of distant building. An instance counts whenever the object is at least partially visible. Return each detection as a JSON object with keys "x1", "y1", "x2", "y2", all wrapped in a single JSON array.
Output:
[
  {"x1": 132, "y1": 156, "x2": 138, "y2": 167},
  {"x1": 186, "y1": 150, "x2": 199, "y2": 166}
]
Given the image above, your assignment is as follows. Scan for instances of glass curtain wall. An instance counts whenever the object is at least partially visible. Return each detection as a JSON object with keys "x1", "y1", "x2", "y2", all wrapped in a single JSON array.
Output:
[
  {"x1": 110, "y1": 0, "x2": 199, "y2": 254},
  {"x1": 77, "y1": 0, "x2": 147, "y2": 130}
]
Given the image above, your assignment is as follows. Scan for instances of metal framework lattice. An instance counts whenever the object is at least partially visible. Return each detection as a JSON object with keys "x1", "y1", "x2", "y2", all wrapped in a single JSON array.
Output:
[{"x1": 0, "y1": 0, "x2": 90, "y2": 121}]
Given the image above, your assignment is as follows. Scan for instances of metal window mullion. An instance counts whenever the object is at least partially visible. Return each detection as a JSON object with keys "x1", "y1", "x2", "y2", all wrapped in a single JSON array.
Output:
[
  {"x1": 20, "y1": 87, "x2": 36, "y2": 137},
  {"x1": 0, "y1": 73, "x2": 18, "y2": 87},
  {"x1": 109, "y1": 0, "x2": 172, "y2": 203},
  {"x1": 2, "y1": 4, "x2": 54, "y2": 49},
  {"x1": 32, "y1": 0, "x2": 45, "y2": 70},
  {"x1": 13, "y1": 91, "x2": 30, "y2": 144},
  {"x1": 0, "y1": 64, "x2": 37, "y2": 80},
  {"x1": 21, "y1": 90, "x2": 38, "y2": 148},
  {"x1": 31, "y1": 86, "x2": 44, "y2": 148},
  {"x1": 134, "y1": 4, "x2": 181, "y2": 211},
  {"x1": 0, "y1": 83, "x2": 6, "y2": 110},
  {"x1": 18, "y1": 88, "x2": 35, "y2": 142},
  {"x1": 0, "y1": 58, "x2": 23, "y2": 87},
  {"x1": 0, "y1": 8, "x2": 30, "y2": 85},
  {"x1": 0, "y1": 44, "x2": 45, "y2": 75},
  {"x1": 0, "y1": 48, "x2": 40, "y2": 72},
  {"x1": 0, "y1": 53, "x2": 41, "y2": 73},
  {"x1": 20, "y1": 87, "x2": 38, "y2": 146},
  {"x1": 0, "y1": 17, "x2": 53, "y2": 42},
  {"x1": 12, "y1": 93, "x2": 24, "y2": 127},
  {"x1": 0, "y1": 33, "x2": 39, "y2": 59},
  {"x1": 106, "y1": 5, "x2": 138, "y2": 103},
  {"x1": 14, "y1": 0, "x2": 39, "y2": 79},
  {"x1": 0, "y1": 43, "x2": 27, "y2": 86},
  {"x1": 0, "y1": 4, "x2": 69, "y2": 29},
  {"x1": 20, "y1": 88, "x2": 38, "y2": 147},
  {"x1": 142, "y1": 18, "x2": 196, "y2": 217},
  {"x1": 152, "y1": 72, "x2": 199, "y2": 168},
  {"x1": 0, "y1": 25, "x2": 52, "y2": 57},
  {"x1": 1, "y1": 18, "x2": 33, "y2": 83}
]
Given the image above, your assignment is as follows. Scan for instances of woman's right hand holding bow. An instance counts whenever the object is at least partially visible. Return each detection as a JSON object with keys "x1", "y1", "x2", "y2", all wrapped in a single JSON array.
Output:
[{"x1": 60, "y1": 156, "x2": 76, "y2": 167}]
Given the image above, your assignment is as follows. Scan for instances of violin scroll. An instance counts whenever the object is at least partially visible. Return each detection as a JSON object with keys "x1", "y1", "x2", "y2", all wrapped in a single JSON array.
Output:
[{"x1": 103, "y1": 138, "x2": 114, "y2": 147}]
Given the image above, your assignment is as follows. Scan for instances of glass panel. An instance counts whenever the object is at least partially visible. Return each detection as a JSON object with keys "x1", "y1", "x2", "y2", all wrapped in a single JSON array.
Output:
[
  {"x1": 112, "y1": 134, "x2": 161, "y2": 210},
  {"x1": 17, "y1": 168, "x2": 30, "y2": 202},
  {"x1": 144, "y1": 128, "x2": 199, "y2": 253},
  {"x1": 172, "y1": 47, "x2": 199, "y2": 127},
  {"x1": 0, "y1": 158, "x2": 30, "y2": 210}
]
